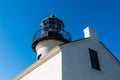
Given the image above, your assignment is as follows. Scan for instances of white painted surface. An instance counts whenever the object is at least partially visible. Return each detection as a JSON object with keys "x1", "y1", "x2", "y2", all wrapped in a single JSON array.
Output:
[
  {"x1": 19, "y1": 52, "x2": 62, "y2": 80},
  {"x1": 36, "y1": 40, "x2": 64, "y2": 58},
  {"x1": 84, "y1": 27, "x2": 98, "y2": 41},
  {"x1": 15, "y1": 27, "x2": 120, "y2": 80},
  {"x1": 61, "y1": 38, "x2": 120, "y2": 80}
]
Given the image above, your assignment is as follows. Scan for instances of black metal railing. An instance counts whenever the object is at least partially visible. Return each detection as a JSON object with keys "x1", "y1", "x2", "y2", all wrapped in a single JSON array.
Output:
[{"x1": 32, "y1": 29, "x2": 72, "y2": 43}]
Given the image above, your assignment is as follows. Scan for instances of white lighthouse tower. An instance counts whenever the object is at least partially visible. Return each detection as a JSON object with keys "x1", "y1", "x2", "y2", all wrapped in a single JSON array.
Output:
[
  {"x1": 14, "y1": 15, "x2": 120, "y2": 80},
  {"x1": 32, "y1": 15, "x2": 71, "y2": 60}
]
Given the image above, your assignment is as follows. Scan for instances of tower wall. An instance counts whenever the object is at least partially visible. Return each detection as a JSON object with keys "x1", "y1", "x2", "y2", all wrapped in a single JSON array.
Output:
[{"x1": 36, "y1": 40, "x2": 64, "y2": 59}]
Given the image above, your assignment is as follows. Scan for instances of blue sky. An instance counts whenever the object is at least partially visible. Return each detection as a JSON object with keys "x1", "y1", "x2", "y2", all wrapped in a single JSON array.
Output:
[{"x1": 0, "y1": 0, "x2": 120, "y2": 80}]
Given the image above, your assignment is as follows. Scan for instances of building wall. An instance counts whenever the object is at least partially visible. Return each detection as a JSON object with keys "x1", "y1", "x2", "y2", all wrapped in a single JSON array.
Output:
[
  {"x1": 36, "y1": 40, "x2": 64, "y2": 58},
  {"x1": 15, "y1": 38, "x2": 120, "y2": 80},
  {"x1": 20, "y1": 52, "x2": 62, "y2": 80},
  {"x1": 15, "y1": 27, "x2": 120, "y2": 80},
  {"x1": 61, "y1": 38, "x2": 120, "y2": 80}
]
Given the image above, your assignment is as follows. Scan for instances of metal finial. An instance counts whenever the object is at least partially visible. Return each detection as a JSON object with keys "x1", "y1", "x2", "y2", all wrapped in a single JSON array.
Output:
[
  {"x1": 50, "y1": 8, "x2": 55, "y2": 18},
  {"x1": 50, "y1": 14, "x2": 55, "y2": 18}
]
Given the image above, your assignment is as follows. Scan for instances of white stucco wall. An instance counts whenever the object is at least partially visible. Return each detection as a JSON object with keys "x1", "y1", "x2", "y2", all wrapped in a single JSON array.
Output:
[
  {"x1": 61, "y1": 38, "x2": 120, "y2": 80},
  {"x1": 19, "y1": 52, "x2": 62, "y2": 80},
  {"x1": 15, "y1": 27, "x2": 120, "y2": 80},
  {"x1": 36, "y1": 40, "x2": 63, "y2": 58},
  {"x1": 15, "y1": 38, "x2": 120, "y2": 80}
]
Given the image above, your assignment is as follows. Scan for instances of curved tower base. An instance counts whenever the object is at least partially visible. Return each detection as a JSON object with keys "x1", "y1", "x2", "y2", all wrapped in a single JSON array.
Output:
[{"x1": 35, "y1": 39, "x2": 64, "y2": 59}]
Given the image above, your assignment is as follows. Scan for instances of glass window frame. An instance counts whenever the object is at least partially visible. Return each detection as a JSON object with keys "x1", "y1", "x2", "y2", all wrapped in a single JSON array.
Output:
[{"x1": 89, "y1": 49, "x2": 101, "y2": 71}]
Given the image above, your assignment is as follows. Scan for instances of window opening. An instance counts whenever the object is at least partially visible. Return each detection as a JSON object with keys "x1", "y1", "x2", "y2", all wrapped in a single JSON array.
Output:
[{"x1": 89, "y1": 49, "x2": 101, "y2": 71}]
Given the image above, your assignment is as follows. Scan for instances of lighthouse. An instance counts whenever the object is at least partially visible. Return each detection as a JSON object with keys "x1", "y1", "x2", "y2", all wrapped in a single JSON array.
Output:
[
  {"x1": 32, "y1": 15, "x2": 71, "y2": 60},
  {"x1": 14, "y1": 15, "x2": 120, "y2": 80}
]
